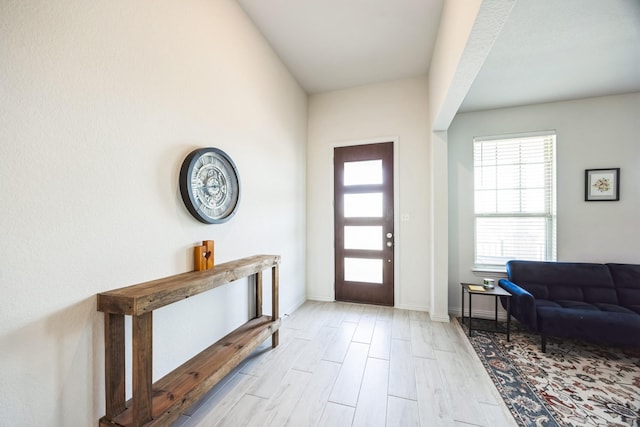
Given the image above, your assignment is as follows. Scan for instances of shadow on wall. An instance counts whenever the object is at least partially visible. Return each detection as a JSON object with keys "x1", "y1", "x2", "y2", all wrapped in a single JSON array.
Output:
[{"x1": 1, "y1": 296, "x2": 102, "y2": 426}]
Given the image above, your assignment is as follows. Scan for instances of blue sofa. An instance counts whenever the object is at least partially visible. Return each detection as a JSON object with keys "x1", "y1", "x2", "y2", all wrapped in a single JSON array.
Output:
[{"x1": 499, "y1": 260, "x2": 640, "y2": 352}]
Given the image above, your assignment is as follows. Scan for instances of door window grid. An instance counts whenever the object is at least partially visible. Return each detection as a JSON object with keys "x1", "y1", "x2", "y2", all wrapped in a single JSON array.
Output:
[{"x1": 334, "y1": 142, "x2": 394, "y2": 305}]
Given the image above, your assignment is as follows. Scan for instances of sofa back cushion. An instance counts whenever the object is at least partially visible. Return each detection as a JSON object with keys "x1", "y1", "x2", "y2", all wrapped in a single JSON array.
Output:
[
  {"x1": 506, "y1": 260, "x2": 617, "y2": 304},
  {"x1": 607, "y1": 264, "x2": 640, "y2": 312}
]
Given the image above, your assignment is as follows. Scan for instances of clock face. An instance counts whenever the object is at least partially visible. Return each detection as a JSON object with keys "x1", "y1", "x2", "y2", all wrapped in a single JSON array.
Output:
[{"x1": 179, "y1": 148, "x2": 240, "y2": 224}]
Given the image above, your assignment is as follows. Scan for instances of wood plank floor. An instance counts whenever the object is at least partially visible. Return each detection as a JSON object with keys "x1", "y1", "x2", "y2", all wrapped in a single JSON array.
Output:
[{"x1": 172, "y1": 301, "x2": 517, "y2": 427}]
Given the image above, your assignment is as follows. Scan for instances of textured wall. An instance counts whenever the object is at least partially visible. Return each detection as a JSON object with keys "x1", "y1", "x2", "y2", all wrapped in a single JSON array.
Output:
[{"x1": 0, "y1": 1, "x2": 307, "y2": 424}]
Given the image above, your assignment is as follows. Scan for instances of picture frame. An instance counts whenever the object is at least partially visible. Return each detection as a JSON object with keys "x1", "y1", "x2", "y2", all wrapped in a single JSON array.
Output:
[{"x1": 585, "y1": 168, "x2": 620, "y2": 201}]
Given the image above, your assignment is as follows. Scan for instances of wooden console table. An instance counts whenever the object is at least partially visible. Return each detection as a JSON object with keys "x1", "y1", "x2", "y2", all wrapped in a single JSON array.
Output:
[{"x1": 97, "y1": 254, "x2": 281, "y2": 427}]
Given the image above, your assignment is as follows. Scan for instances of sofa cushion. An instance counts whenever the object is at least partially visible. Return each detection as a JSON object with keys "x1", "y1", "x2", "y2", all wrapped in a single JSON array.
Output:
[
  {"x1": 536, "y1": 299, "x2": 637, "y2": 315},
  {"x1": 607, "y1": 263, "x2": 640, "y2": 309},
  {"x1": 536, "y1": 304, "x2": 640, "y2": 347},
  {"x1": 626, "y1": 305, "x2": 640, "y2": 315},
  {"x1": 507, "y1": 260, "x2": 617, "y2": 304}
]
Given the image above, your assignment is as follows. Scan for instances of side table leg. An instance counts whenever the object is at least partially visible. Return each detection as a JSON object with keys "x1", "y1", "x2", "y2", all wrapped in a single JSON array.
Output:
[
  {"x1": 494, "y1": 296, "x2": 498, "y2": 329},
  {"x1": 461, "y1": 287, "x2": 465, "y2": 330},
  {"x1": 468, "y1": 293, "x2": 473, "y2": 337},
  {"x1": 507, "y1": 298, "x2": 511, "y2": 342}
]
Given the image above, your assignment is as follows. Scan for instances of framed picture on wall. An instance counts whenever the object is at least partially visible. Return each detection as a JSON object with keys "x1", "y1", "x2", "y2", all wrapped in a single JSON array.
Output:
[{"x1": 585, "y1": 168, "x2": 620, "y2": 201}]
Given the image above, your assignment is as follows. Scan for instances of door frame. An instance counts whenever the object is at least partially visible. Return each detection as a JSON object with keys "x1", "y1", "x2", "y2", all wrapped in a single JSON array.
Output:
[{"x1": 331, "y1": 136, "x2": 400, "y2": 306}]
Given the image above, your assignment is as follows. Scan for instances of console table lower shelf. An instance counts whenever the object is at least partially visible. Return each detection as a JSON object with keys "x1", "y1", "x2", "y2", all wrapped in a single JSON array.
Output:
[{"x1": 100, "y1": 316, "x2": 280, "y2": 427}]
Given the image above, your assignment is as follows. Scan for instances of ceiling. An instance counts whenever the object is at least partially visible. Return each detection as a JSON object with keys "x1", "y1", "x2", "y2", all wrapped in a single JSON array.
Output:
[
  {"x1": 460, "y1": 0, "x2": 640, "y2": 112},
  {"x1": 236, "y1": 0, "x2": 444, "y2": 94},
  {"x1": 237, "y1": 0, "x2": 640, "y2": 114}
]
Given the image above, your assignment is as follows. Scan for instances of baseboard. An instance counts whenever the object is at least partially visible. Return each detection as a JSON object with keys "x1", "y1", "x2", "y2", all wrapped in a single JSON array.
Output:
[
  {"x1": 306, "y1": 295, "x2": 334, "y2": 302},
  {"x1": 284, "y1": 298, "x2": 507, "y2": 322},
  {"x1": 394, "y1": 303, "x2": 429, "y2": 312},
  {"x1": 283, "y1": 296, "x2": 307, "y2": 316},
  {"x1": 429, "y1": 312, "x2": 451, "y2": 322},
  {"x1": 304, "y1": 298, "x2": 430, "y2": 313}
]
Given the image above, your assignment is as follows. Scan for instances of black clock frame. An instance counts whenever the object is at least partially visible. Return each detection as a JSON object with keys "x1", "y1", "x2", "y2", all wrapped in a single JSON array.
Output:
[{"x1": 179, "y1": 147, "x2": 241, "y2": 224}]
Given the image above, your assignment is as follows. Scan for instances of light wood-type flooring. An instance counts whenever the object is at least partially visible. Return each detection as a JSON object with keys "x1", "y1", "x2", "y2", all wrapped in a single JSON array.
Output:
[{"x1": 172, "y1": 301, "x2": 517, "y2": 427}]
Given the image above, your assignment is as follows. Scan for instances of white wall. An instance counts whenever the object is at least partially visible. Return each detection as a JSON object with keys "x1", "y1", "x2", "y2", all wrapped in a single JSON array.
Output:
[
  {"x1": 428, "y1": 0, "x2": 482, "y2": 129},
  {"x1": 0, "y1": 1, "x2": 307, "y2": 425},
  {"x1": 448, "y1": 92, "x2": 640, "y2": 317},
  {"x1": 306, "y1": 77, "x2": 431, "y2": 311},
  {"x1": 427, "y1": 0, "x2": 507, "y2": 321}
]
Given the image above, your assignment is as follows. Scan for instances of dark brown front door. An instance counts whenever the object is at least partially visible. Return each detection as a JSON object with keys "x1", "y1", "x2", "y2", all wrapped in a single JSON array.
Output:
[{"x1": 334, "y1": 142, "x2": 394, "y2": 306}]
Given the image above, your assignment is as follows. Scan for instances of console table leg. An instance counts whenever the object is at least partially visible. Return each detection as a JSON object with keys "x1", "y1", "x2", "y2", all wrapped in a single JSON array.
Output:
[
  {"x1": 133, "y1": 311, "x2": 153, "y2": 427},
  {"x1": 256, "y1": 271, "x2": 263, "y2": 318},
  {"x1": 271, "y1": 265, "x2": 279, "y2": 348},
  {"x1": 104, "y1": 313, "x2": 126, "y2": 419}
]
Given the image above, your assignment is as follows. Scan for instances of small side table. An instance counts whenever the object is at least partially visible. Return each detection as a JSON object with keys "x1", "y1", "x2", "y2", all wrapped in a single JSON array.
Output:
[{"x1": 460, "y1": 282, "x2": 511, "y2": 341}]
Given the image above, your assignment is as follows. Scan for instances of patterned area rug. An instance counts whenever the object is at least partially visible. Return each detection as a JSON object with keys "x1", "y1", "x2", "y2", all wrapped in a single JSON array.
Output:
[{"x1": 461, "y1": 319, "x2": 640, "y2": 427}]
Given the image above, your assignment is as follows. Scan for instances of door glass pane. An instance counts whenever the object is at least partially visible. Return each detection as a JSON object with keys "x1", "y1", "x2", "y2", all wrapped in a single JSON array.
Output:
[
  {"x1": 344, "y1": 226, "x2": 383, "y2": 250},
  {"x1": 344, "y1": 258, "x2": 383, "y2": 284},
  {"x1": 344, "y1": 160, "x2": 383, "y2": 186},
  {"x1": 344, "y1": 193, "x2": 383, "y2": 217}
]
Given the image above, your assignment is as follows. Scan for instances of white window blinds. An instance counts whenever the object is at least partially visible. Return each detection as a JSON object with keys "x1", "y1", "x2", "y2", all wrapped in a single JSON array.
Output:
[{"x1": 473, "y1": 132, "x2": 556, "y2": 269}]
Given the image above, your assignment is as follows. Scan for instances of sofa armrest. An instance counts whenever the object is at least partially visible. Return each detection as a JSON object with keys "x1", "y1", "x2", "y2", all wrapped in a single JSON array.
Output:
[{"x1": 499, "y1": 279, "x2": 538, "y2": 331}]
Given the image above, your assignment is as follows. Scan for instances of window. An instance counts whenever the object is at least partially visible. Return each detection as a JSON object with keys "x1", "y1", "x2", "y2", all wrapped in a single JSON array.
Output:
[{"x1": 473, "y1": 132, "x2": 556, "y2": 269}]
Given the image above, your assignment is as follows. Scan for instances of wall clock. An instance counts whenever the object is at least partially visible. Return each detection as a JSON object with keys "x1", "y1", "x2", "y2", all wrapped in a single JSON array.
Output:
[{"x1": 179, "y1": 147, "x2": 240, "y2": 224}]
